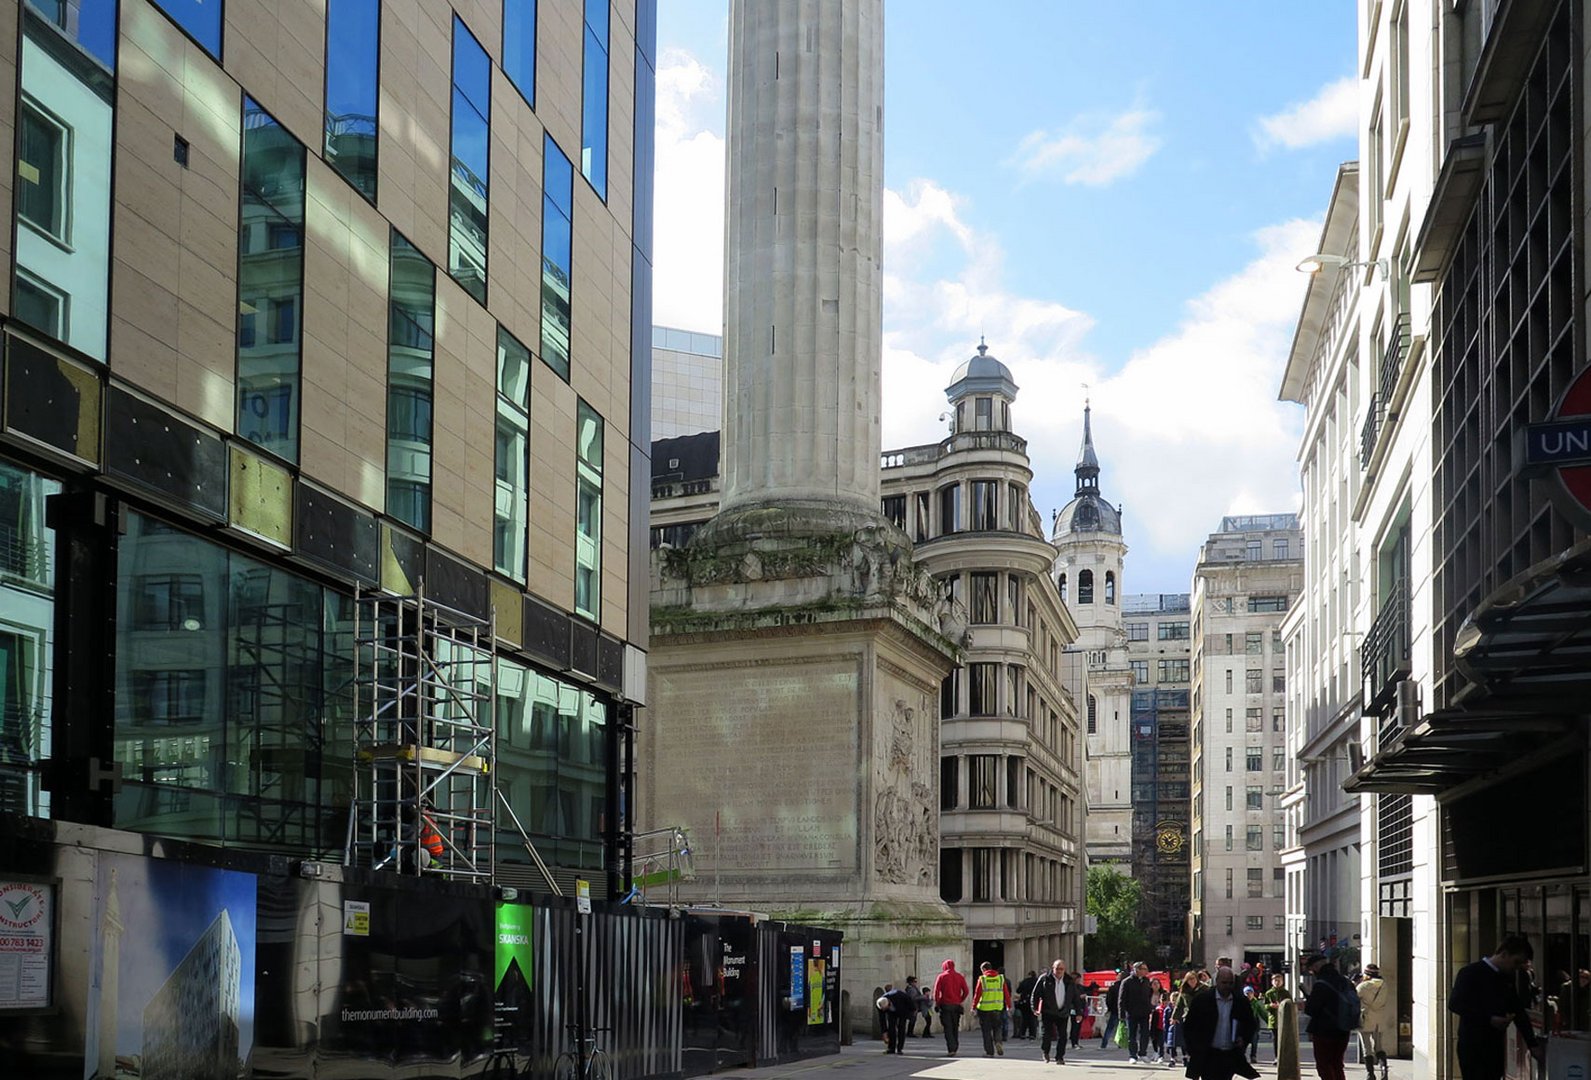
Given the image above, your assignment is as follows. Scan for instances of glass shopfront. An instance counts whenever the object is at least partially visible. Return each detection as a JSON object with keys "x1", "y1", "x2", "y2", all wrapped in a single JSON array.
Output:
[{"x1": 0, "y1": 459, "x2": 60, "y2": 817}]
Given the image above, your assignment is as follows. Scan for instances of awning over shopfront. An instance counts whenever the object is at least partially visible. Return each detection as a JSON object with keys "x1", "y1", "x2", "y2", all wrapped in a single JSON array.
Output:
[{"x1": 1346, "y1": 538, "x2": 1591, "y2": 795}]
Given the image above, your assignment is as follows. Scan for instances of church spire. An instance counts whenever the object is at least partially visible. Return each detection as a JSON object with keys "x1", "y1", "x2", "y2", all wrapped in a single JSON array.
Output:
[{"x1": 1075, "y1": 402, "x2": 1100, "y2": 494}]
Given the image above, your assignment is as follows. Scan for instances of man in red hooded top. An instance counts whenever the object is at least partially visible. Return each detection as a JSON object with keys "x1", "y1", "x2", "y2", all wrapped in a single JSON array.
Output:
[{"x1": 934, "y1": 959, "x2": 971, "y2": 1055}]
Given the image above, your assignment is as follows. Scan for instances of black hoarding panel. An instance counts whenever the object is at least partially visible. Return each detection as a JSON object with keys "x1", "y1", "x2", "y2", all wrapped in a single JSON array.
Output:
[
  {"x1": 425, "y1": 546, "x2": 489, "y2": 620},
  {"x1": 523, "y1": 596, "x2": 572, "y2": 671},
  {"x1": 294, "y1": 483, "x2": 379, "y2": 585},
  {"x1": 756, "y1": 923, "x2": 842, "y2": 1066},
  {"x1": 4, "y1": 336, "x2": 101, "y2": 463},
  {"x1": 569, "y1": 621, "x2": 598, "y2": 680},
  {"x1": 104, "y1": 386, "x2": 227, "y2": 521},
  {"x1": 596, "y1": 635, "x2": 624, "y2": 693}
]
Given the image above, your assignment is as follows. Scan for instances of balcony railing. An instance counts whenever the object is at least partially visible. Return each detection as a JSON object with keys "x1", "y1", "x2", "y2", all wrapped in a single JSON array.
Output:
[
  {"x1": 1361, "y1": 580, "x2": 1411, "y2": 713},
  {"x1": 0, "y1": 525, "x2": 51, "y2": 588},
  {"x1": 1359, "y1": 392, "x2": 1382, "y2": 469},
  {"x1": 1377, "y1": 313, "x2": 1412, "y2": 412}
]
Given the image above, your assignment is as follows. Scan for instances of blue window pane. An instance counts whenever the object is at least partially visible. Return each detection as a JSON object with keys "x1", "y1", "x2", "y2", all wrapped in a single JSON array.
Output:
[
  {"x1": 151, "y1": 0, "x2": 222, "y2": 57},
  {"x1": 584, "y1": 0, "x2": 607, "y2": 43},
  {"x1": 540, "y1": 135, "x2": 573, "y2": 381},
  {"x1": 237, "y1": 96, "x2": 306, "y2": 462},
  {"x1": 452, "y1": 16, "x2": 491, "y2": 119},
  {"x1": 580, "y1": 7, "x2": 608, "y2": 199},
  {"x1": 325, "y1": 0, "x2": 380, "y2": 200},
  {"x1": 449, "y1": 17, "x2": 490, "y2": 303},
  {"x1": 503, "y1": 0, "x2": 536, "y2": 107},
  {"x1": 27, "y1": 0, "x2": 118, "y2": 70}
]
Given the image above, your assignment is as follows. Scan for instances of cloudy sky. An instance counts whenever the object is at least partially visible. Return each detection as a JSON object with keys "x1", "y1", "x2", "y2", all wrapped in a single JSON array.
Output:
[{"x1": 653, "y1": 2, "x2": 1359, "y2": 592}]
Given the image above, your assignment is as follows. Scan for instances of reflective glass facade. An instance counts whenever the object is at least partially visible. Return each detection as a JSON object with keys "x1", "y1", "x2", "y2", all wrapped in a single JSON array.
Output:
[
  {"x1": 15, "y1": 1, "x2": 116, "y2": 359},
  {"x1": 495, "y1": 327, "x2": 531, "y2": 580},
  {"x1": 236, "y1": 96, "x2": 307, "y2": 462},
  {"x1": 494, "y1": 655, "x2": 608, "y2": 870},
  {"x1": 575, "y1": 401, "x2": 603, "y2": 620},
  {"x1": 113, "y1": 512, "x2": 357, "y2": 855},
  {"x1": 151, "y1": 0, "x2": 221, "y2": 57},
  {"x1": 0, "y1": 460, "x2": 60, "y2": 818},
  {"x1": 448, "y1": 16, "x2": 490, "y2": 303},
  {"x1": 503, "y1": 0, "x2": 537, "y2": 108},
  {"x1": 387, "y1": 231, "x2": 436, "y2": 533},
  {"x1": 541, "y1": 134, "x2": 573, "y2": 380},
  {"x1": 580, "y1": 0, "x2": 609, "y2": 199},
  {"x1": 324, "y1": 0, "x2": 379, "y2": 201}
]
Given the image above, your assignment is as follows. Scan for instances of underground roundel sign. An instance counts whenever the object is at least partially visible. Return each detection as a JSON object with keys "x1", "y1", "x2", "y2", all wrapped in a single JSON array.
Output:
[{"x1": 1524, "y1": 365, "x2": 1591, "y2": 526}]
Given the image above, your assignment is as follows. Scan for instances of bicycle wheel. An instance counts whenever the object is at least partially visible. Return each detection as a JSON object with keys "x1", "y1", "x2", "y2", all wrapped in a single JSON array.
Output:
[
  {"x1": 552, "y1": 1051, "x2": 580, "y2": 1080},
  {"x1": 586, "y1": 1049, "x2": 611, "y2": 1080}
]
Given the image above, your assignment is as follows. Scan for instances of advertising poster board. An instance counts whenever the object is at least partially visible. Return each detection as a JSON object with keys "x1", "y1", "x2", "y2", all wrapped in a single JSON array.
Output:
[
  {"x1": 0, "y1": 878, "x2": 54, "y2": 1010},
  {"x1": 495, "y1": 902, "x2": 535, "y2": 1050},
  {"x1": 82, "y1": 855, "x2": 256, "y2": 1080},
  {"x1": 805, "y1": 958, "x2": 824, "y2": 1025}
]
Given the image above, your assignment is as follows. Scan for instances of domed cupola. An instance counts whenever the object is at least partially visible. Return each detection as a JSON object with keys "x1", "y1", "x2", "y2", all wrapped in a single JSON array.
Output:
[
  {"x1": 946, "y1": 338, "x2": 1019, "y2": 433},
  {"x1": 1053, "y1": 403, "x2": 1122, "y2": 537}
]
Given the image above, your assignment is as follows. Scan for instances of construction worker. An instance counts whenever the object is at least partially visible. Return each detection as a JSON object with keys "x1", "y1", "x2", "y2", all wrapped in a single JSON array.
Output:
[
  {"x1": 974, "y1": 961, "x2": 1010, "y2": 1057},
  {"x1": 417, "y1": 801, "x2": 445, "y2": 868}
]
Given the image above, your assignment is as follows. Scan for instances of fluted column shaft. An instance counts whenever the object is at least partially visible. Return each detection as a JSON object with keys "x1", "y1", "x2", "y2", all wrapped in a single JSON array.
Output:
[{"x1": 720, "y1": 0, "x2": 884, "y2": 515}]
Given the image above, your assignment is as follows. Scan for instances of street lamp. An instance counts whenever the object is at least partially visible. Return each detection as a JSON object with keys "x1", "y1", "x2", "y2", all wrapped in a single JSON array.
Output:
[{"x1": 1295, "y1": 253, "x2": 1389, "y2": 277}]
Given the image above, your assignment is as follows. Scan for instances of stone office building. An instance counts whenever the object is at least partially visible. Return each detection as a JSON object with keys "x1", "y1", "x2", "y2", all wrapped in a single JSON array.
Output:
[{"x1": 1188, "y1": 515, "x2": 1303, "y2": 969}]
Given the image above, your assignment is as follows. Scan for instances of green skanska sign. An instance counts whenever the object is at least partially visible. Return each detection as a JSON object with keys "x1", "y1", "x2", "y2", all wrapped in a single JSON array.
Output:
[{"x1": 495, "y1": 903, "x2": 534, "y2": 991}]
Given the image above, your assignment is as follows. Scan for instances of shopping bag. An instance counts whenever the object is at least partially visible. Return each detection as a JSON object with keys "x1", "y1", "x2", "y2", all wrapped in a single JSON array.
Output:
[{"x1": 1116, "y1": 1019, "x2": 1130, "y2": 1049}]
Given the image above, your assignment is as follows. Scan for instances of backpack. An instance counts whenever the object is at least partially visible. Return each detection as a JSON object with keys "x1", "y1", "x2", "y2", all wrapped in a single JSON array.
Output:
[{"x1": 1334, "y1": 982, "x2": 1362, "y2": 1032}]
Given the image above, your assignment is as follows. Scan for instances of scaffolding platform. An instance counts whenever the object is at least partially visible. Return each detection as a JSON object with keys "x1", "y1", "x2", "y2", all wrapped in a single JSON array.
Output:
[{"x1": 346, "y1": 583, "x2": 497, "y2": 883}]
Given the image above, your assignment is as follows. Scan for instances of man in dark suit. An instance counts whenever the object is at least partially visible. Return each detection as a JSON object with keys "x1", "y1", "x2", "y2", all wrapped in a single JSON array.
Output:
[
  {"x1": 1449, "y1": 935, "x2": 1544, "y2": 1080},
  {"x1": 1032, "y1": 959, "x2": 1078, "y2": 1064},
  {"x1": 1181, "y1": 966, "x2": 1260, "y2": 1080}
]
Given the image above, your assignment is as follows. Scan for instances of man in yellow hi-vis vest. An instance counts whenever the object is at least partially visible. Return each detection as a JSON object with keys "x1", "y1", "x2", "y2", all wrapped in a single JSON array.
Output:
[{"x1": 974, "y1": 961, "x2": 1010, "y2": 1057}]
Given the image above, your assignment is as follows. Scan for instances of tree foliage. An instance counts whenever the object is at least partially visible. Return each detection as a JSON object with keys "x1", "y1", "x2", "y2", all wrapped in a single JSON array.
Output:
[{"x1": 1084, "y1": 864, "x2": 1152, "y2": 971}]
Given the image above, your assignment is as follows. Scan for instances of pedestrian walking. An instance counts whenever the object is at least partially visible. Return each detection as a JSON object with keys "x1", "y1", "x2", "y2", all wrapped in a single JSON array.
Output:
[
  {"x1": 878, "y1": 984, "x2": 913, "y2": 1054},
  {"x1": 1122, "y1": 961, "x2": 1157, "y2": 1062},
  {"x1": 903, "y1": 975, "x2": 926, "y2": 1037},
  {"x1": 1262, "y1": 972, "x2": 1290, "y2": 1064},
  {"x1": 1070, "y1": 974, "x2": 1089, "y2": 1049},
  {"x1": 1016, "y1": 970, "x2": 1040, "y2": 1040},
  {"x1": 1099, "y1": 968, "x2": 1125, "y2": 1049},
  {"x1": 1449, "y1": 935, "x2": 1544, "y2": 1080},
  {"x1": 1168, "y1": 970, "x2": 1201, "y2": 1067},
  {"x1": 932, "y1": 958, "x2": 969, "y2": 1056},
  {"x1": 1180, "y1": 966, "x2": 1260, "y2": 1080},
  {"x1": 1150, "y1": 990, "x2": 1169, "y2": 1061},
  {"x1": 974, "y1": 961, "x2": 1010, "y2": 1057},
  {"x1": 1243, "y1": 986, "x2": 1265, "y2": 1063},
  {"x1": 1032, "y1": 959, "x2": 1078, "y2": 1064},
  {"x1": 1355, "y1": 964, "x2": 1393, "y2": 1080},
  {"x1": 1301, "y1": 952, "x2": 1359, "y2": 1080}
]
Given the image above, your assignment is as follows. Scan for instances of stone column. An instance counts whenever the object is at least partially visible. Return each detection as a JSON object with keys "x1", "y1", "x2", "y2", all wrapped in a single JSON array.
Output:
[{"x1": 719, "y1": 0, "x2": 884, "y2": 521}]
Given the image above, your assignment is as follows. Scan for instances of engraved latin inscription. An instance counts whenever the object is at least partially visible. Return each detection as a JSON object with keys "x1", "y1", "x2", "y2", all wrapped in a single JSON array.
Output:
[{"x1": 653, "y1": 662, "x2": 859, "y2": 874}]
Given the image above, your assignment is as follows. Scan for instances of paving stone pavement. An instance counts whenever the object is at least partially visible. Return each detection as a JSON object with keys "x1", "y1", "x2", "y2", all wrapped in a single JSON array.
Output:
[{"x1": 743, "y1": 1033, "x2": 1423, "y2": 1080}]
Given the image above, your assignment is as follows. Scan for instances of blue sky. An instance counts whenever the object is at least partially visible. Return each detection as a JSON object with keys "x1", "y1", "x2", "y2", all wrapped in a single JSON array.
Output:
[{"x1": 653, "y1": 2, "x2": 1360, "y2": 591}]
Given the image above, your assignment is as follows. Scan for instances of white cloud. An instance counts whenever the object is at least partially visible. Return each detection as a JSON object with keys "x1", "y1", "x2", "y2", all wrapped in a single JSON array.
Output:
[
  {"x1": 652, "y1": 48, "x2": 726, "y2": 334},
  {"x1": 1007, "y1": 108, "x2": 1161, "y2": 186},
  {"x1": 879, "y1": 191, "x2": 1313, "y2": 587},
  {"x1": 1255, "y1": 76, "x2": 1358, "y2": 150}
]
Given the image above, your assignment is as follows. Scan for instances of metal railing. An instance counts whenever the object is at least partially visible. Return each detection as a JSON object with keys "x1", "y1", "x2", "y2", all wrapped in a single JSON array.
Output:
[
  {"x1": 1360, "y1": 580, "x2": 1411, "y2": 711},
  {"x1": 0, "y1": 524, "x2": 51, "y2": 586},
  {"x1": 1360, "y1": 392, "x2": 1383, "y2": 469},
  {"x1": 1378, "y1": 313, "x2": 1412, "y2": 411}
]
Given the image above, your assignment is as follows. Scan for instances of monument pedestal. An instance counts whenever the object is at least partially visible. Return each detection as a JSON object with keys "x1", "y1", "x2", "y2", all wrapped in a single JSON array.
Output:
[{"x1": 643, "y1": 518, "x2": 966, "y2": 1027}]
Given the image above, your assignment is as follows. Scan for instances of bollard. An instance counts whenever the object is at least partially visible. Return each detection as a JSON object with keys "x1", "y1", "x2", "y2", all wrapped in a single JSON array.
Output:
[
  {"x1": 1276, "y1": 999, "x2": 1302, "y2": 1080},
  {"x1": 841, "y1": 990, "x2": 853, "y2": 1045}
]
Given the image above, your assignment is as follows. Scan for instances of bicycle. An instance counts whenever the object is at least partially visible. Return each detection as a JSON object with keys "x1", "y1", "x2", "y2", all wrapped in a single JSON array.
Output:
[{"x1": 553, "y1": 1023, "x2": 612, "y2": 1080}]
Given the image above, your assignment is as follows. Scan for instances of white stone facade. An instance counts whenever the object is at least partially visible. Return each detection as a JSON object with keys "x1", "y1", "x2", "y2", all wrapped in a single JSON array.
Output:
[{"x1": 1188, "y1": 516, "x2": 1302, "y2": 969}]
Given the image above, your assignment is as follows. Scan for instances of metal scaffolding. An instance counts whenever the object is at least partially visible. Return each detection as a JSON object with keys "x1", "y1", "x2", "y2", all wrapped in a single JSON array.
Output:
[{"x1": 346, "y1": 583, "x2": 497, "y2": 883}]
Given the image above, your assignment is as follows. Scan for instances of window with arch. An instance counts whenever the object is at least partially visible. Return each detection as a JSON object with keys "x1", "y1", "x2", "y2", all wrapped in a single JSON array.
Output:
[
  {"x1": 1087, "y1": 694, "x2": 1097, "y2": 734},
  {"x1": 1058, "y1": 573, "x2": 1067, "y2": 602},
  {"x1": 1105, "y1": 571, "x2": 1116, "y2": 604},
  {"x1": 1078, "y1": 569, "x2": 1094, "y2": 603}
]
